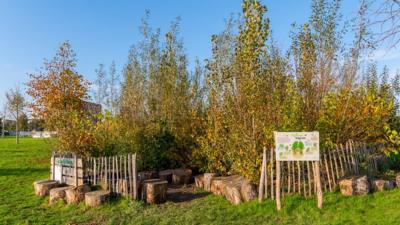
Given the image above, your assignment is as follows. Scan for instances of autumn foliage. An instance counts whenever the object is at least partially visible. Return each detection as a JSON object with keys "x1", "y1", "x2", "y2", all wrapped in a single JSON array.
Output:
[{"x1": 26, "y1": 0, "x2": 400, "y2": 181}]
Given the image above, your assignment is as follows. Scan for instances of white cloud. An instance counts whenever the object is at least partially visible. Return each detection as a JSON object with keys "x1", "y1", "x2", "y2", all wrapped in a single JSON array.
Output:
[{"x1": 369, "y1": 49, "x2": 400, "y2": 61}]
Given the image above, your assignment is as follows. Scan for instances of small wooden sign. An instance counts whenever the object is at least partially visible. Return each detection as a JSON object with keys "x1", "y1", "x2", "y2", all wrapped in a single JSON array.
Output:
[{"x1": 274, "y1": 131, "x2": 323, "y2": 210}]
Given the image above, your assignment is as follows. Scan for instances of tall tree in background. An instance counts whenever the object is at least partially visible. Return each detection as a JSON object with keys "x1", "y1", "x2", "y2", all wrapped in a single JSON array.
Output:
[
  {"x1": 94, "y1": 63, "x2": 108, "y2": 107},
  {"x1": 27, "y1": 41, "x2": 92, "y2": 155},
  {"x1": 6, "y1": 87, "x2": 25, "y2": 144},
  {"x1": 107, "y1": 61, "x2": 120, "y2": 115}
]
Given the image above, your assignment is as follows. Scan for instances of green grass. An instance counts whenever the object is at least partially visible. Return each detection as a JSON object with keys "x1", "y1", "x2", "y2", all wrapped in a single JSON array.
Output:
[{"x1": 1, "y1": 137, "x2": 400, "y2": 224}]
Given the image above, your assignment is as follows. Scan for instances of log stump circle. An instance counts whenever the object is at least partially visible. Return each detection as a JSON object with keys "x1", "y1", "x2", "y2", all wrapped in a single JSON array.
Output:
[
  {"x1": 85, "y1": 190, "x2": 111, "y2": 207},
  {"x1": 172, "y1": 168, "x2": 193, "y2": 185},
  {"x1": 49, "y1": 186, "x2": 73, "y2": 205},
  {"x1": 141, "y1": 179, "x2": 168, "y2": 204},
  {"x1": 33, "y1": 180, "x2": 59, "y2": 197},
  {"x1": 65, "y1": 185, "x2": 91, "y2": 204}
]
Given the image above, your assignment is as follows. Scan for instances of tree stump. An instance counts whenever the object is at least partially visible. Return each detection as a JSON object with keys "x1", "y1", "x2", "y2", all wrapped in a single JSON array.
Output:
[
  {"x1": 203, "y1": 173, "x2": 217, "y2": 192},
  {"x1": 49, "y1": 186, "x2": 73, "y2": 205},
  {"x1": 371, "y1": 179, "x2": 395, "y2": 192},
  {"x1": 172, "y1": 168, "x2": 193, "y2": 185},
  {"x1": 210, "y1": 175, "x2": 256, "y2": 204},
  {"x1": 210, "y1": 177, "x2": 227, "y2": 195},
  {"x1": 339, "y1": 175, "x2": 370, "y2": 196},
  {"x1": 141, "y1": 179, "x2": 168, "y2": 204},
  {"x1": 65, "y1": 185, "x2": 91, "y2": 204},
  {"x1": 33, "y1": 180, "x2": 59, "y2": 197},
  {"x1": 195, "y1": 174, "x2": 204, "y2": 189},
  {"x1": 85, "y1": 190, "x2": 110, "y2": 207},
  {"x1": 159, "y1": 169, "x2": 173, "y2": 183},
  {"x1": 396, "y1": 173, "x2": 400, "y2": 188},
  {"x1": 240, "y1": 180, "x2": 257, "y2": 202},
  {"x1": 138, "y1": 171, "x2": 158, "y2": 182}
]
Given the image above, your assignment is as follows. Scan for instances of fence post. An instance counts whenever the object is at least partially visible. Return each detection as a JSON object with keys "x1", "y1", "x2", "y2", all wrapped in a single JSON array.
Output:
[
  {"x1": 51, "y1": 152, "x2": 55, "y2": 180},
  {"x1": 133, "y1": 153, "x2": 137, "y2": 200},
  {"x1": 315, "y1": 161, "x2": 323, "y2": 209},
  {"x1": 276, "y1": 160, "x2": 281, "y2": 210},
  {"x1": 258, "y1": 147, "x2": 266, "y2": 202},
  {"x1": 74, "y1": 154, "x2": 78, "y2": 187}
]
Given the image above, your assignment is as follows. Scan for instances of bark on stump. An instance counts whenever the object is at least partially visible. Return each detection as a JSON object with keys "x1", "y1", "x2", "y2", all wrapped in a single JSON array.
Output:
[
  {"x1": 339, "y1": 175, "x2": 370, "y2": 196},
  {"x1": 371, "y1": 179, "x2": 395, "y2": 192},
  {"x1": 33, "y1": 180, "x2": 59, "y2": 197},
  {"x1": 210, "y1": 175, "x2": 256, "y2": 204},
  {"x1": 172, "y1": 168, "x2": 193, "y2": 185},
  {"x1": 158, "y1": 169, "x2": 173, "y2": 184},
  {"x1": 65, "y1": 185, "x2": 91, "y2": 204},
  {"x1": 396, "y1": 173, "x2": 400, "y2": 188},
  {"x1": 141, "y1": 179, "x2": 168, "y2": 204},
  {"x1": 49, "y1": 186, "x2": 73, "y2": 205},
  {"x1": 85, "y1": 190, "x2": 110, "y2": 207},
  {"x1": 195, "y1": 174, "x2": 204, "y2": 189},
  {"x1": 203, "y1": 173, "x2": 217, "y2": 192}
]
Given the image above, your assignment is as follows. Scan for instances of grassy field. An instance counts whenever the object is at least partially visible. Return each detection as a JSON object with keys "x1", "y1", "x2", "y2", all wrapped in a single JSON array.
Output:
[{"x1": 1, "y1": 137, "x2": 400, "y2": 224}]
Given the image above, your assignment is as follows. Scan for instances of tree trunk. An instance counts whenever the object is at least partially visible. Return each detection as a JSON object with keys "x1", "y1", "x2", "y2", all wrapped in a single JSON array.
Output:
[{"x1": 16, "y1": 108, "x2": 19, "y2": 144}]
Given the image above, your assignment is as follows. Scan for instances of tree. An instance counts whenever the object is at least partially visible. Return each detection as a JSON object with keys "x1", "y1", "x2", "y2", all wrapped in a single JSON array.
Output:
[
  {"x1": 372, "y1": 0, "x2": 400, "y2": 48},
  {"x1": 94, "y1": 63, "x2": 108, "y2": 107},
  {"x1": 0, "y1": 101, "x2": 7, "y2": 138},
  {"x1": 27, "y1": 41, "x2": 92, "y2": 155},
  {"x1": 6, "y1": 87, "x2": 25, "y2": 144},
  {"x1": 107, "y1": 61, "x2": 119, "y2": 115}
]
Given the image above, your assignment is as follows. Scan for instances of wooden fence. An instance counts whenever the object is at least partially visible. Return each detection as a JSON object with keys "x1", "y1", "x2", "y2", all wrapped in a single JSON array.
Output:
[
  {"x1": 51, "y1": 153, "x2": 138, "y2": 199},
  {"x1": 258, "y1": 140, "x2": 382, "y2": 200},
  {"x1": 85, "y1": 154, "x2": 138, "y2": 199}
]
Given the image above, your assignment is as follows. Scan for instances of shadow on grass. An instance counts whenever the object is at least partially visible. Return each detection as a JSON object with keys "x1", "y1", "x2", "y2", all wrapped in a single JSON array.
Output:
[
  {"x1": 0, "y1": 168, "x2": 48, "y2": 176},
  {"x1": 167, "y1": 185, "x2": 210, "y2": 203}
]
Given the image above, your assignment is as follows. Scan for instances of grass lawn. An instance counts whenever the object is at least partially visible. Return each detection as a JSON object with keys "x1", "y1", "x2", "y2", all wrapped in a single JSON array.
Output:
[{"x1": 1, "y1": 137, "x2": 400, "y2": 224}]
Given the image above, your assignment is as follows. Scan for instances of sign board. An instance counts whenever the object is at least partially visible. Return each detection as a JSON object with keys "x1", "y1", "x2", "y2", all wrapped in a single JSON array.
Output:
[
  {"x1": 51, "y1": 154, "x2": 84, "y2": 186},
  {"x1": 274, "y1": 131, "x2": 319, "y2": 161}
]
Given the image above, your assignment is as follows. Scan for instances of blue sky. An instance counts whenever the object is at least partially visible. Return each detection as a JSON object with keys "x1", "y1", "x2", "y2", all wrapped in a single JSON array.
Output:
[{"x1": 1, "y1": 0, "x2": 399, "y2": 109}]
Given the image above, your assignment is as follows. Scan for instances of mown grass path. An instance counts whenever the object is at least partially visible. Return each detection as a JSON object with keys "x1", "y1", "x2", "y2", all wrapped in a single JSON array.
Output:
[{"x1": 0, "y1": 137, "x2": 400, "y2": 224}]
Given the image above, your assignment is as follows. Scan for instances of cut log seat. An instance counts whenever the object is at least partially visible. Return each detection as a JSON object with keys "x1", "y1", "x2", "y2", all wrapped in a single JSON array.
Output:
[
  {"x1": 65, "y1": 185, "x2": 91, "y2": 204},
  {"x1": 159, "y1": 169, "x2": 174, "y2": 184},
  {"x1": 371, "y1": 179, "x2": 395, "y2": 192},
  {"x1": 195, "y1": 174, "x2": 204, "y2": 189},
  {"x1": 339, "y1": 175, "x2": 370, "y2": 196},
  {"x1": 33, "y1": 180, "x2": 59, "y2": 197},
  {"x1": 141, "y1": 179, "x2": 168, "y2": 204},
  {"x1": 85, "y1": 190, "x2": 110, "y2": 207},
  {"x1": 172, "y1": 168, "x2": 193, "y2": 185},
  {"x1": 49, "y1": 186, "x2": 73, "y2": 205},
  {"x1": 210, "y1": 175, "x2": 256, "y2": 205}
]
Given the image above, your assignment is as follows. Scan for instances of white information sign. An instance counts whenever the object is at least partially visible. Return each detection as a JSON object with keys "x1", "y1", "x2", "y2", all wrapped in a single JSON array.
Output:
[{"x1": 274, "y1": 131, "x2": 319, "y2": 161}]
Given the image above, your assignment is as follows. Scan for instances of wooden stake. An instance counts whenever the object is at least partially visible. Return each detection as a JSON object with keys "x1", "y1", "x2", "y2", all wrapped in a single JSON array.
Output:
[
  {"x1": 74, "y1": 154, "x2": 78, "y2": 187},
  {"x1": 133, "y1": 153, "x2": 137, "y2": 199},
  {"x1": 276, "y1": 160, "x2": 281, "y2": 210},
  {"x1": 287, "y1": 162, "x2": 291, "y2": 194},
  {"x1": 307, "y1": 161, "x2": 312, "y2": 196},
  {"x1": 302, "y1": 162, "x2": 306, "y2": 197},
  {"x1": 297, "y1": 161, "x2": 301, "y2": 195},
  {"x1": 315, "y1": 161, "x2": 323, "y2": 209},
  {"x1": 327, "y1": 151, "x2": 336, "y2": 186},
  {"x1": 270, "y1": 147, "x2": 274, "y2": 200},
  {"x1": 323, "y1": 153, "x2": 332, "y2": 192},
  {"x1": 264, "y1": 150, "x2": 269, "y2": 198},
  {"x1": 258, "y1": 147, "x2": 266, "y2": 202}
]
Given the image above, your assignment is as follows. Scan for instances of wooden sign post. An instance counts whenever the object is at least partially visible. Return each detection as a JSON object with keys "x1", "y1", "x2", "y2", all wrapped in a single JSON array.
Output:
[{"x1": 274, "y1": 132, "x2": 323, "y2": 210}]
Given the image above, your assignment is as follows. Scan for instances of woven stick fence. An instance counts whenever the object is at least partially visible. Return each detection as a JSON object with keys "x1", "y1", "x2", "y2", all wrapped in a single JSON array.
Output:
[{"x1": 258, "y1": 140, "x2": 381, "y2": 200}]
